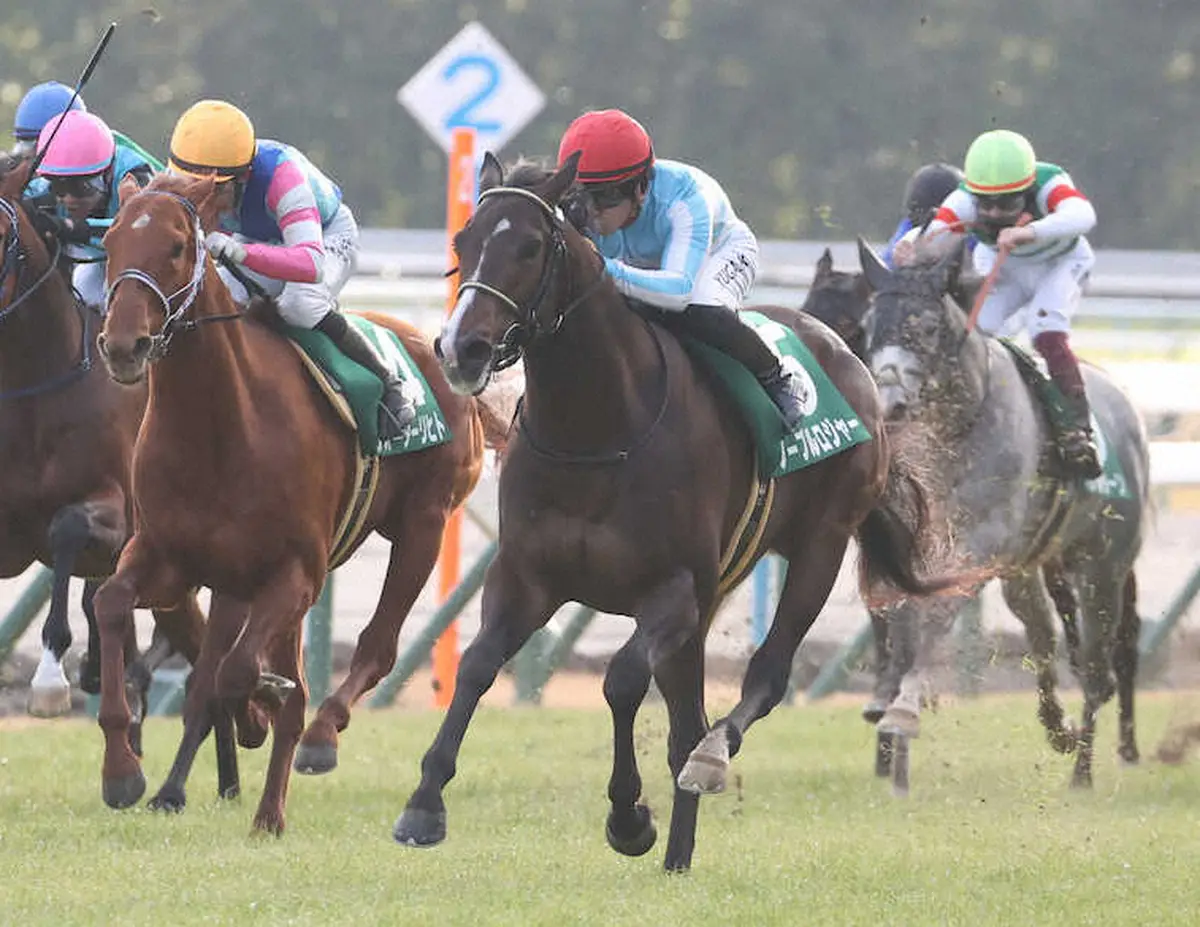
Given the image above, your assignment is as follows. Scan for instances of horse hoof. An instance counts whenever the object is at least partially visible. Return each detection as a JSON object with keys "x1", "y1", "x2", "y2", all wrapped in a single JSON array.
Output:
[
  {"x1": 862, "y1": 700, "x2": 888, "y2": 724},
  {"x1": 677, "y1": 730, "x2": 730, "y2": 794},
  {"x1": 147, "y1": 784, "x2": 187, "y2": 814},
  {"x1": 1047, "y1": 729, "x2": 1077, "y2": 755},
  {"x1": 78, "y1": 662, "x2": 101, "y2": 696},
  {"x1": 606, "y1": 804, "x2": 656, "y2": 857},
  {"x1": 102, "y1": 771, "x2": 146, "y2": 809},
  {"x1": 252, "y1": 813, "x2": 286, "y2": 837},
  {"x1": 1069, "y1": 773, "x2": 1093, "y2": 790},
  {"x1": 877, "y1": 707, "x2": 920, "y2": 739},
  {"x1": 1118, "y1": 745, "x2": 1140, "y2": 766},
  {"x1": 393, "y1": 807, "x2": 447, "y2": 848},
  {"x1": 293, "y1": 743, "x2": 338, "y2": 775},
  {"x1": 219, "y1": 783, "x2": 241, "y2": 801},
  {"x1": 27, "y1": 684, "x2": 72, "y2": 718}
]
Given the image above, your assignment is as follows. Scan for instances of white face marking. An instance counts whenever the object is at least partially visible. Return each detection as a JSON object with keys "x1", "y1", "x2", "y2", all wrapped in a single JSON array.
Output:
[
  {"x1": 131, "y1": 213, "x2": 151, "y2": 230},
  {"x1": 442, "y1": 214, "x2": 514, "y2": 368}
]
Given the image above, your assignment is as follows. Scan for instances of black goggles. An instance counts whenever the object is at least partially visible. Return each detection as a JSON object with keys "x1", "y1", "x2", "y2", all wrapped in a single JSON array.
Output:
[
  {"x1": 48, "y1": 173, "x2": 107, "y2": 199},
  {"x1": 975, "y1": 191, "x2": 1026, "y2": 213},
  {"x1": 587, "y1": 182, "x2": 633, "y2": 210}
]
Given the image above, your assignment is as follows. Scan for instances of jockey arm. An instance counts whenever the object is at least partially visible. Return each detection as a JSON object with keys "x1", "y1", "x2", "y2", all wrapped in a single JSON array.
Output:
[
  {"x1": 239, "y1": 160, "x2": 325, "y2": 284},
  {"x1": 603, "y1": 197, "x2": 713, "y2": 311},
  {"x1": 1027, "y1": 173, "x2": 1096, "y2": 240}
]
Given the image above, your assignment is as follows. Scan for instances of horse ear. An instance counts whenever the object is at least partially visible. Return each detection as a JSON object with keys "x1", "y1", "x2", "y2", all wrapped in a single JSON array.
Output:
[
  {"x1": 117, "y1": 174, "x2": 142, "y2": 208},
  {"x1": 189, "y1": 175, "x2": 222, "y2": 228},
  {"x1": 857, "y1": 236, "x2": 890, "y2": 293},
  {"x1": 478, "y1": 152, "x2": 504, "y2": 194},
  {"x1": 815, "y1": 247, "x2": 834, "y2": 280},
  {"x1": 937, "y1": 238, "x2": 966, "y2": 292},
  {"x1": 538, "y1": 151, "x2": 581, "y2": 207}
]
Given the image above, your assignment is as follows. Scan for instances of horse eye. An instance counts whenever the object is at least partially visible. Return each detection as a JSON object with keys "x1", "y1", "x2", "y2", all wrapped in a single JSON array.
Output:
[
  {"x1": 516, "y1": 237, "x2": 541, "y2": 261},
  {"x1": 171, "y1": 241, "x2": 184, "y2": 259}
]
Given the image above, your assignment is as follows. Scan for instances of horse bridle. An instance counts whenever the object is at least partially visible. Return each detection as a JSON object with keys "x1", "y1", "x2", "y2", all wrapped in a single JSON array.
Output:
[
  {"x1": 456, "y1": 185, "x2": 604, "y2": 372},
  {"x1": 104, "y1": 190, "x2": 241, "y2": 361},
  {"x1": 0, "y1": 196, "x2": 97, "y2": 401}
]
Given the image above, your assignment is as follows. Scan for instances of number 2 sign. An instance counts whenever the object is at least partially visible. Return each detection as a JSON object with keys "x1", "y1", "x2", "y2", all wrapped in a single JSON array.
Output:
[{"x1": 398, "y1": 22, "x2": 546, "y2": 155}]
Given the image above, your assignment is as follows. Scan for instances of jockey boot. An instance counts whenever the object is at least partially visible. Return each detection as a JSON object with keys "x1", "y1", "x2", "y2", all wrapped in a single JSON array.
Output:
[
  {"x1": 1033, "y1": 330, "x2": 1102, "y2": 479},
  {"x1": 674, "y1": 303, "x2": 808, "y2": 428},
  {"x1": 316, "y1": 311, "x2": 416, "y2": 435}
]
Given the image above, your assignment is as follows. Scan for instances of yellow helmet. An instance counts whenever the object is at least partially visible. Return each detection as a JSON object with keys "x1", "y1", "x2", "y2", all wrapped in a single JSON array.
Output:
[{"x1": 168, "y1": 100, "x2": 255, "y2": 181}]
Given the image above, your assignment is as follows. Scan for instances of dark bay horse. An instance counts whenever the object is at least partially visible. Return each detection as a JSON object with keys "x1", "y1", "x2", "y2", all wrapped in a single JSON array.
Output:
[
  {"x1": 0, "y1": 160, "x2": 206, "y2": 741},
  {"x1": 393, "y1": 154, "x2": 958, "y2": 871},
  {"x1": 857, "y1": 239, "x2": 1148, "y2": 790},
  {"x1": 92, "y1": 172, "x2": 504, "y2": 834}
]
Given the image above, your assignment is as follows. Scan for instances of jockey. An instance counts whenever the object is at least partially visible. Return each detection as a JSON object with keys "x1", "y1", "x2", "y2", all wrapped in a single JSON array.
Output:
[
  {"x1": 166, "y1": 99, "x2": 415, "y2": 431},
  {"x1": 11, "y1": 81, "x2": 87, "y2": 159},
  {"x1": 30, "y1": 110, "x2": 157, "y2": 312},
  {"x1": 902, "y1": 129, "x2": 1102, "y2": 479},
  {"x1": 881, "y1": 162, "x2": 977, "y2": 269},
  {"x1": 557, "y1": 108, "x2": 808, "y2": 428}
]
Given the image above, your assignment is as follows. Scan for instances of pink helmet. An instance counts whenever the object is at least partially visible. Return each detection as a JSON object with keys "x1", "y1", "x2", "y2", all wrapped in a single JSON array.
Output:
[{"x1": 36, "y1": 111, "x2": 115, "y2": 176}]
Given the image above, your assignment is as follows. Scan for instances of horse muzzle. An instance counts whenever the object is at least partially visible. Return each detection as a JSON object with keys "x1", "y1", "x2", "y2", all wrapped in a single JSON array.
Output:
[
  {"x1": 436, "y1": 331, "x2": 496, "y2": 397},
  {"x1": 97, "y1": 332, "x2": 153, "y2": 385}
]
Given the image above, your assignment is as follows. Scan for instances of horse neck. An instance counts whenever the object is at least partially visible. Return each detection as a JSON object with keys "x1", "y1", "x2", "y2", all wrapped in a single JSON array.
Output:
[
  {"x1": 926, "y1": 303, "x2": 990, "y2": 436},
  {"x1": 521, "y1": 257, "x2": 664, "y2": 455},
  {"x1": 147, "y1": 264, "x2": 256, "y2": 434},
  {"x1": 0, "y1": 230, "x2": 84, "y2": 394}
]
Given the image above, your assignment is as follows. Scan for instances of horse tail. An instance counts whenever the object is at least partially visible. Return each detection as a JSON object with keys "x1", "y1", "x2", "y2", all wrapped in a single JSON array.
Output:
[{"x1": 857, "y1": 439, "x2": 968, "y2": 600}]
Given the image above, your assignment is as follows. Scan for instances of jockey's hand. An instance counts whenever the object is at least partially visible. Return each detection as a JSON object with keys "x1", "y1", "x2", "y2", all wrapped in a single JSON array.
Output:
[
  {"x1": 997, "y1": 224, "x2": 1037, "y2": 251},
  {"x1": 57, "y1": 217, "x2": 96, "y2": 246},
  {"x1": 204, "y1": 231, "x2": 248, "y2": 265}
]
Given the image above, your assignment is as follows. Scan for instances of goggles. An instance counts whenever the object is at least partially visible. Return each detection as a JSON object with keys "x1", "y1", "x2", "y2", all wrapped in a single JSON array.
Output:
[{"x1": 48, "y1": 172, "x2": 107, "y2": 199}]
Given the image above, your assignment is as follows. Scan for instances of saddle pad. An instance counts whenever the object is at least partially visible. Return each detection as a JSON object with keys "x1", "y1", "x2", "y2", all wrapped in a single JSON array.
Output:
[
  {"x1": 285, "y1": 315, "x2": 451, "y2": 458},
  {"x1": 999, "y1": 339, "x2": 1132, "y2": 499},
  {"x1": 681, "y1": 311, "x2": 873, "y2": 479}
]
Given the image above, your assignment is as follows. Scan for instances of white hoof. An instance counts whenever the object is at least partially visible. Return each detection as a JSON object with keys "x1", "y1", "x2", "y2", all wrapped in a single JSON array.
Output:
[
  {"x1": 877, "y1": 706, "x2": 920, "y2": 739},
  {"x1": 28, "y1": 683, "x2": 72, "y2": 717},
  {"x1": 677, "y1": 730, "x2": 730, "y2": 794}
]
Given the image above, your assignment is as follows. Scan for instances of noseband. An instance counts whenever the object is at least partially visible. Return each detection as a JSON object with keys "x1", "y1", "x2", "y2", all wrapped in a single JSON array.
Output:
[
  {"x1": 456, "y1": 185, "x2": 601, "y2": 372},
  {"x1": 104, "y1": 190, "x2": 212, "y2": 361}
]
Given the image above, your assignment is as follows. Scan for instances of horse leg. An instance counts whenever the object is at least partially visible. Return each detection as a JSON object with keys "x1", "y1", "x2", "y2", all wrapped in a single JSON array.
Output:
[
  {"x1": 682, "y1": 535, "x2": 849, "y2": 795},
  {"x1": 603, "y1": 629, "x2": 656, "y2": 857},
  {"x1": 1001, "y1": 572, "x2": 1077, "y2": 755},
  {"x1": 31, "y1": 500, "x2": 127, "y2": 716},
  {"x1": 394, "y1": 564, "x2": 558, "y2": 849},
  {"x1": 1070, "y1": 567, "x2": 1124, "y2": 789},
  {"x1": 862, "y1": 606, "x2": 896, "y2": 724},
  {"x1": 298, "y1": 506, "x2": 444, "y2": 775},
  {"x1": 91, "y1": 541, "x2": 183, "y2": 809},
  {"x1": 146, "y1": 591, "x2": 250, "y2": 814},
  {"x1": 877, "y1": 595, "x2": 962, "y2": 740},
  {"x1": 1043, "y1": 560, "x2": 1083, "y2": 680},
  {"x1": 1113, "y1": 571, "x2": 1140, "y2": 765},
  {"x1": 248, "y1": 629, "x2": 307, "y2": 836}
]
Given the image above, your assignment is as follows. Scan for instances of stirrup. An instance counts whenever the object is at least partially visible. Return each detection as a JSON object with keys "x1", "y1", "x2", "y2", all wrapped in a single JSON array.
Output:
[
  {"x1": 765, "y1": 372, "x2": 806, "y2": 429},
  {"x1": 1058, "y1": 430, "x2": 1102, "y2": 479}
]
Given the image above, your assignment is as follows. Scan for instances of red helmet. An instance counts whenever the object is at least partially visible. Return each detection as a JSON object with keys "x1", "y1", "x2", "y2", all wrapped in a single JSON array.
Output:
[{"x1": 558, "y1": 109, "x2": 654, "y2": 184}]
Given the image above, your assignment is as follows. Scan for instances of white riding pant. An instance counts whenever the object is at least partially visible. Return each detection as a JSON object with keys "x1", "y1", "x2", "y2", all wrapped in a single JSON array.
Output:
[
  {"x1": 688, "y1": 218, "x2": 760, "y2": 310},
  {"x1": 215, "y1": 203, "x2": 360, "y2": 328},
  {"x1": 971, "y1": 237, "x2": 1094, "y2": 338},
  {"x1": 71, "y1": 259, "x2": 108, "y2": 312}
]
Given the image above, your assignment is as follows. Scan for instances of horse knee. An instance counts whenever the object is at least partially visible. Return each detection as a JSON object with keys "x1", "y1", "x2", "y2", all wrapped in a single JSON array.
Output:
[{"x1": 47, "y1": 506, "x2": 94, "y2": 555}]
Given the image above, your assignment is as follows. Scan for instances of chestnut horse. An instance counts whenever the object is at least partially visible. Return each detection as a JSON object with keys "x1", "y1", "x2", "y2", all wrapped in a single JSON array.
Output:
[
  {"x1": 393, "y1": 155, "x2": 957, "y2": 871},
  {"x1": 93, "y1": 172, "x2": 503, "y2": 834},
  {"x1": 0, "y1": 160, "x2": 206, "y2": 748}
]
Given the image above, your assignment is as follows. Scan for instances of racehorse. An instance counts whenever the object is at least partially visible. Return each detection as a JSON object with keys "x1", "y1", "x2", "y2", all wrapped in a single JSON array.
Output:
[
  {"x1": 856, "y1": 239, "x2": 1148, "y2": 791},
  {"x1": 0, "y1": 159, "x2": 206, "y2": 749},
  {"x1": 800, "y1": 248, "x2": 871, "y2": 358},
  {"x1": 392, "y1": 153, "x2": 960, "y2": 872},
  {"x1": 92, "y1": 171, "x2": 505, "y2": 834}
]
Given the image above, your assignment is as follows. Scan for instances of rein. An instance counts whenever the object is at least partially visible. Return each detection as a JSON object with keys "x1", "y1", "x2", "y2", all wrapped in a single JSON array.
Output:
[
  {"x1": 0, "y1": 197, "x2": 94, "y2": 400},
  {"x1": 104, "y1": 189, "x2": 245, "y2": 361}
]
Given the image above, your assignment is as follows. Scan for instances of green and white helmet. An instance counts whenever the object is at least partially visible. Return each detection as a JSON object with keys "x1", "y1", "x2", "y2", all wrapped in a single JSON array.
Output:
[{"x1": 963, "y1": 129, "x2": 1036, "y2": 196}]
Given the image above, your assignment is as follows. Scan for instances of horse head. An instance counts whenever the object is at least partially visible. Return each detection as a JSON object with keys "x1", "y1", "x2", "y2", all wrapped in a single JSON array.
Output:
[
  {"x1": 858, "y1": 236, "x2": 970, "y2": 422},
  {"x1": 98, "y1": 173, "x2": 220, "y2": 383},
  {"x1": 436, "y1": 150, "x2": 596, "y2": 396},
  {"x1": 0, "y1": 160, "x2": 64, "y2": 318},
  {"x1": 800, "y1": 247, "x2": 871, "y2": 357}
]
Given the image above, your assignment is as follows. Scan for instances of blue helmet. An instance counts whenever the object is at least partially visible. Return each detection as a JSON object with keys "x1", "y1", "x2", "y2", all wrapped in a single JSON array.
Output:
[{"x1": 13, "y1": 82, "x2": 87, "y2": 142}]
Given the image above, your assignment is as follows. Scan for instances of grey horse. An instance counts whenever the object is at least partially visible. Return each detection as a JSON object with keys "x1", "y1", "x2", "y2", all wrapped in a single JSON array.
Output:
[{"x1": 856, "y1": 239, "x2": 1149, "y2": 791}]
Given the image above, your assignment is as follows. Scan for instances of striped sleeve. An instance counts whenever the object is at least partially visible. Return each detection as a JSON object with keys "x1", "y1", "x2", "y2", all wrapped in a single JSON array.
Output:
[
  {"x1": 240, "y1": 157, "x2": 325, "y2": 283},
  {"x1": 1031, "y1": 172, "x2": 1095, "y2": 240},
  {"x1": 605, "y1": 195, "x2": 712, "y2": 311}
]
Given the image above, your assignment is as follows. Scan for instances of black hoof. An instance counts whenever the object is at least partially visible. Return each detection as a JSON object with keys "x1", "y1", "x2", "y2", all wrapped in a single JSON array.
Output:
[
  {"x1": 293, "y1": 743, "x2": 338, "y2": 775},
  {"x1": 606, "y1": 804, "x2": 657, "y2": 857},
  {"x1": 1119, "y1": 744, "x2": 1140, "y2": 766},
  {"x1": 862, "y1": 700, "x2": 887, "y2": 724},
  {"x1": 147, "y1": 783, "x2": 187, "y2": 813},
  {"x1": 252, "y1": 673, "x2": 296, "y2": 713},
  {"x1": 218, "y1": 782, "x2": 241, "y2": 801},
  {"x1": 102, "y1": 771, "x2": 146, "y2": 809},
  {"x1": 78, "y1": 660, "x2": 101, "y2": 696},
  {"x1": 393, "y1": 807, "x2": 446, "y2": 847}
]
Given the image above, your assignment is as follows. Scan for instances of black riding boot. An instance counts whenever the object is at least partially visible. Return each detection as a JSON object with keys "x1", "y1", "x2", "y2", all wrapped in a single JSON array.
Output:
[
  {"x1": 316, "y1": 311, "x2": 416, "y2": 436},
  {"x1": 1055, "y1": 386, "x2": 1103, "y2": 479},
  {"x1": 669, "y1": 303, "x2": 807, "y2": 428}
]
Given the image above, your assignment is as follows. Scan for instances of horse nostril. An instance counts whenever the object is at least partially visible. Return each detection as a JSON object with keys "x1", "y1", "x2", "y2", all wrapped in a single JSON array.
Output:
[
  {"x1": 459, "y1": 335, "x2": 493, "y2": 370},
  {"x1": 433, "y1": 336, "x2": 444, "y2": 361}
]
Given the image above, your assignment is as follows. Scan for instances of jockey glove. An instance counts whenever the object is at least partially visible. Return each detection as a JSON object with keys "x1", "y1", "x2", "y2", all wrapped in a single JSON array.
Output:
[
  {"x1": 204, "y1": 231, "x2": 248, "y2": 266},
  {"x1": 32, "y1": 211, "x2": 94, "y2": 246}
]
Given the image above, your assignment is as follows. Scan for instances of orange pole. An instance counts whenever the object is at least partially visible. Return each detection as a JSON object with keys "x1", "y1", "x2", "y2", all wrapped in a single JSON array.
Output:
[{"x1": 432, "y1": 127, "x2": 477, "y2": 707}]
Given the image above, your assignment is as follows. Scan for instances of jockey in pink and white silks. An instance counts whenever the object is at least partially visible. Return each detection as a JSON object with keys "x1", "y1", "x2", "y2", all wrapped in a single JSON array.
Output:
[{"x1": 166, "y1": 99, "x2": 416, "y2": 431}]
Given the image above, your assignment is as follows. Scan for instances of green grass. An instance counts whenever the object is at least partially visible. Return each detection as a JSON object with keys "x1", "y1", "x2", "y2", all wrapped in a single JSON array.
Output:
[{"x1": 1, "y1": 694, "x2": 1198, "y2": 926}]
